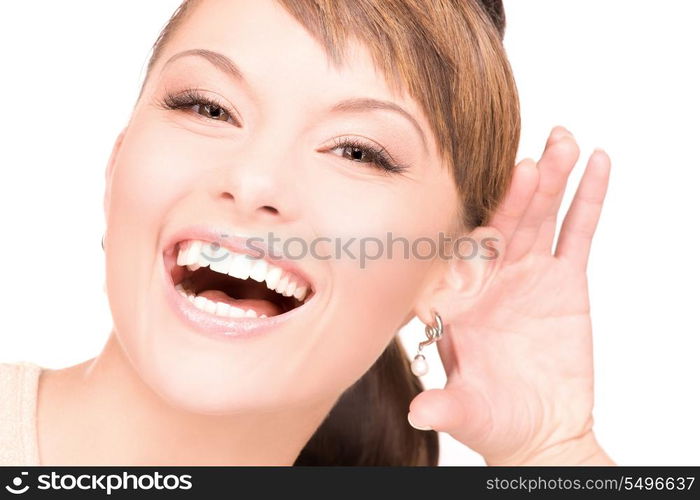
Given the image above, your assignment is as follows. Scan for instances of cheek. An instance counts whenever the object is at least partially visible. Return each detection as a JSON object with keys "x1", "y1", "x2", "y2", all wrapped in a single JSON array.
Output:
[
  {"x1": 303, "y1": 185, "x2": 447, "y2": 388},
  {"x1": 104, "y1": 119, "x2": 197, "y2": 350},
  {"x1": 110, "y1": 120, "x2": 196, "y2": 222},
  {"x1": 302, "y1": 243, "x2": 435, "y2": 393},
  {"x1": 106, "y1": 116, "x2": 209, "y2": 291}
]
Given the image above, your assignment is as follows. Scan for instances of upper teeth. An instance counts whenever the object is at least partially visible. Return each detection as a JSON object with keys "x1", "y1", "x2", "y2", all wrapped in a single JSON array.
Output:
[{"x1": 176, "y1": 240, "x2": 310, "y2": 301}]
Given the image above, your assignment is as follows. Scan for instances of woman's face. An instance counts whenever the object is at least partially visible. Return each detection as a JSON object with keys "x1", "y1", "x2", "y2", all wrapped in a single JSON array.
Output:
[{"x1": 104, "y1": 0, "x2": 461, "y2": 414}]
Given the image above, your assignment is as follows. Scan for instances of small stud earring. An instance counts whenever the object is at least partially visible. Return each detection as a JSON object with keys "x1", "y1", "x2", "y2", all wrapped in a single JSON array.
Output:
[{"x1": 411, "y1": 310, "x2": 443, "y2": 377}]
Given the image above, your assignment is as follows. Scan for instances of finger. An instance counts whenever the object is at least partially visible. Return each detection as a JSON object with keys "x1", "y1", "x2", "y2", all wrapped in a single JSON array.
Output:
[
  {"x1": 504, "y1": 131, "x2": 580, "y2": 263},
  {"x1": 493, "y1": 126, "x2": 570, "y2": 254},
  {"x1": 488, "y1": 158, "x2": 539, "y2": 245},
  {"x1": 554, "y1": 148, "x2": 611, "y2": 268},
  {"x1": 407, "y1": 387, "x2": 490, "y2": 442},
  {"x1": 546, "y1": 125, "x2": 572, "y2": 148},
  {"x1": 531, "y1": 189, "x2": 565, "y2": 255},
  {"x1": 532, "y1": 130, "x2": 581, "y2": 254}
]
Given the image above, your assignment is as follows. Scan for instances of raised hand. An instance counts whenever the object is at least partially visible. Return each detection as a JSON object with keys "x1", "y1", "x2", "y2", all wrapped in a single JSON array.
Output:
[{"x1": 408, "y1": 126, "x2": 615, "y2": 465}]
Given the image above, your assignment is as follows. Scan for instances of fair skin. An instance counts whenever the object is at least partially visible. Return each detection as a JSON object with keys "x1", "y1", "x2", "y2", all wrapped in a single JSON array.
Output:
[
  {"x1": 409, "y1": 130, "x2": 615, "y2": 465},
  {"x1": 36, "y1": 0, "x2": 613, "y2": 465}
]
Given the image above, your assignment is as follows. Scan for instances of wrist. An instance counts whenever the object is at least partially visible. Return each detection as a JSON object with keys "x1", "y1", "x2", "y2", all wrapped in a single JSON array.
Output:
[{"x1": 486, "y1": 431, "x2": 615, "y2": 466}]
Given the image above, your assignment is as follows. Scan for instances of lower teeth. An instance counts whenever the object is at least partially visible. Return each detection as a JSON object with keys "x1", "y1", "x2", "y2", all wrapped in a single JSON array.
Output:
[{"x1": 175, "y1": 284, "x2": 268, "y2": 319}]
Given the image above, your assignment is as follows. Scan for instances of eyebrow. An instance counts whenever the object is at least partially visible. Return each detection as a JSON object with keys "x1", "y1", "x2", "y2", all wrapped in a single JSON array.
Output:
[
  {"x1": 163, "y1": 49, "x2": 247, "y2": 83},
  {"x1": 163, "y1": 49, "x2": 428, "y2": 151}
]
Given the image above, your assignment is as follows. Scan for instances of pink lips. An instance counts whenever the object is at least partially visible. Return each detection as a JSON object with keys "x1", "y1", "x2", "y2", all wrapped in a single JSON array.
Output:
[{"x1": 160, "y1": 224, "x2": 319, "y2": 341}]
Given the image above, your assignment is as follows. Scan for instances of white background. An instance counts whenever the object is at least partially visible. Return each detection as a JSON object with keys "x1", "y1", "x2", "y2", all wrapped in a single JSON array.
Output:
[{"x1": 0, "y1": 1, "x2": 698, "y2": 466}]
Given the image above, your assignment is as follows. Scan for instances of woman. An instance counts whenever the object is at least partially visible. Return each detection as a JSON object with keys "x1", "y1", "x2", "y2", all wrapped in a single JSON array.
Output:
[{"x1": 0, "y1": 0, "x2": 613, "y2": 465}]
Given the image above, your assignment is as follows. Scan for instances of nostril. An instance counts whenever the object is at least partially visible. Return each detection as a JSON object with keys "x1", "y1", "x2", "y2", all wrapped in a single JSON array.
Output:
[
  {"x1": 219, "y1": 190, "x2": 280, "y2": 216},
  {"x1": 260, "y1": 206, "x2": 279, "y2": 215}
]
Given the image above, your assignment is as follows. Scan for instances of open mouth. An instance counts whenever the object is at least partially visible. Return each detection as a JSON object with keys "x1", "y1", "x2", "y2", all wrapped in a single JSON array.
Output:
[{"x1": 168, "y1": 239, "x2": 315, "y2": 319}]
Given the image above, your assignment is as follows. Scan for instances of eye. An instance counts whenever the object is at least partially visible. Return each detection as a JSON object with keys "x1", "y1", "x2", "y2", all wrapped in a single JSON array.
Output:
[
  {"x1": 158, "y1": 88, "x2": 240, "y2": 126},
  {"x1": 328, "y1": 137, "x2": 408, "y2": 174}
]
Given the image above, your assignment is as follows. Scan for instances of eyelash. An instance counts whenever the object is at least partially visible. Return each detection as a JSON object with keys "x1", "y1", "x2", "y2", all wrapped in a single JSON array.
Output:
[
  {"x1": 158, "y1": 88, "x2": 409, "y2": 175},
  {"x1": 159, "y1": 87, "x2": 239, "y2": 125},
  {"x1": 328, "y1": 137, "x2": 408, "y2": 174}
]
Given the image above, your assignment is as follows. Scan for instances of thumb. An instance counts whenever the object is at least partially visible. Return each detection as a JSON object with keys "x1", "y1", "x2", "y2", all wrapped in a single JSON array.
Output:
[{"x1": 407, "y1": 386, "x2": 491, "y2": 444}]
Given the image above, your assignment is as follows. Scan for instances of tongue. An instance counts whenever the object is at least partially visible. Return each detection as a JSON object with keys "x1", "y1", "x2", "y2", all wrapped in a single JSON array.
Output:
[{"x1": 198, "y1": 290, "x2": 283, "y2": 317}]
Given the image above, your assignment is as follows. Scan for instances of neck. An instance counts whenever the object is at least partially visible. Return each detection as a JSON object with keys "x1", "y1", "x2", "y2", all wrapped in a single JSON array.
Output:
[{"x1": 37, "y1": 331, "x2": 335, "y2": 465}]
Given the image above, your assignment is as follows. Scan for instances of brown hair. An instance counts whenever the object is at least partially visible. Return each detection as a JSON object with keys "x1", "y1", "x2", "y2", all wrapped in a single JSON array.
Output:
[{"x1": 138, "y1": 0, "x2": 519, "y2": 465}]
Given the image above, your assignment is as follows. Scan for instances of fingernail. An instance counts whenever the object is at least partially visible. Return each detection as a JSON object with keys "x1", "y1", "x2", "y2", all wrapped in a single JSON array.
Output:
[
  {"x1": 551, "y1": 126, "x2": 572, "y2": 142},
  {"x1": 407, "y1": 412, "x2": 432, "y2": 431}
]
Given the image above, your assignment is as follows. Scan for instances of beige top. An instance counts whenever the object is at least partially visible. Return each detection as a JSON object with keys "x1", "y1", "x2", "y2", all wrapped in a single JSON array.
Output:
[{"x1": 0, "y1": 361, "x2": 42, "y2": 465}]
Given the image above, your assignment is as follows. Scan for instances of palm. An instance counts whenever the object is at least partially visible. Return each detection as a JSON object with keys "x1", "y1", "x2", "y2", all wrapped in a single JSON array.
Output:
[
  {"x1": 442, "y1": 253, "x2": 594, "y2": 463},
  {"x1": 409, "y1": 127, "x2": 612, "y2": 464}
]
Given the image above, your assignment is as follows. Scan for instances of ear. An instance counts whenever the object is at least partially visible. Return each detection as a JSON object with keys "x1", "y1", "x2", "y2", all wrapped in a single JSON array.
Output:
[
  {"x1": 103, "y1": 127, "x2": 128, "y2": 217},
  {"x1": 413, "y1": 225, "x2": 506, "y2": 325}
]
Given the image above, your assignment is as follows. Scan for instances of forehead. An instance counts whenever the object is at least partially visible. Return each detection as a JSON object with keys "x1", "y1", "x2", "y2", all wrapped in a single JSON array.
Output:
[{"x1": 155, "y1": 0, "x2": 420, "y2": 116}]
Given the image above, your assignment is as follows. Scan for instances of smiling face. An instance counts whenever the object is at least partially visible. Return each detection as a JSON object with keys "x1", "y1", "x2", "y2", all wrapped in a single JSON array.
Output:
[{"x1": 103, "y1": 0, "x2": 463, "y2": 414}]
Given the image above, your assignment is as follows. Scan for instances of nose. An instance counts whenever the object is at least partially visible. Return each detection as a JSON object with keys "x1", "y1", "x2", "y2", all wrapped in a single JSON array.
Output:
[
  {"x1": 212, "y1": 136, "x2": 301, "y2": 225},
  {"x1": 220, "y1": 191, "x2": 278, "y2": 217}
]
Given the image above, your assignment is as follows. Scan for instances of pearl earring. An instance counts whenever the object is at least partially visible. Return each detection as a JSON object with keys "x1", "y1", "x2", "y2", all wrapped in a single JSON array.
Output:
[{"x1": 410, "y1": 310, "x2": 443, "y2": 376}]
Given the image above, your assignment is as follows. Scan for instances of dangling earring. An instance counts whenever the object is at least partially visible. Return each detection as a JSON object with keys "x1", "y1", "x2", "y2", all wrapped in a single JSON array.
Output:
[
  {"x1": 101, "y1": 234, "x2": 105, "y2": 251},
  {"x1": 410, "y1": 310, "x2": 443, "y2": 376}
]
